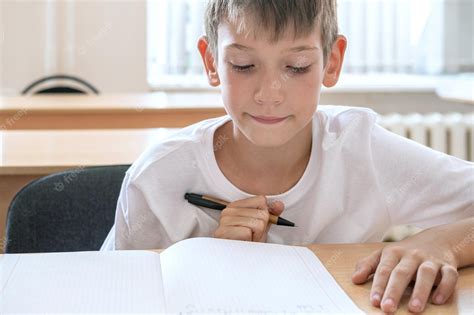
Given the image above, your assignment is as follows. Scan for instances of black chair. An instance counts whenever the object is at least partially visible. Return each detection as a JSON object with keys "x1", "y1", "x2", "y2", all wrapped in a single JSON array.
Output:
[
  {"x1": 4, "y1": 165, "x2": 130, "y2": 253},
  {"x1": 22, "y1": 74, "x2": 100, "y2": 95}
]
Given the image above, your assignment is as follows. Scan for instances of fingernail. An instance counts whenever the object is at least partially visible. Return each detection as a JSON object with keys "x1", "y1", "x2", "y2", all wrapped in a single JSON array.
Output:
[
  {"x1": 371, "y1": 293, "x2": 381, "y2": 303},
  {"x1": 434, "y1": 294, "x2": 444, "y2": 304},
  {"x1": 410, "y1": 298, "x2": 422, "y2": 311},
  {"x1": 268, "y1": 200, "x2": 281, "y2": 208},
  {"x1": 382, "y1": 298, "x2": 396, "y2": 312}
]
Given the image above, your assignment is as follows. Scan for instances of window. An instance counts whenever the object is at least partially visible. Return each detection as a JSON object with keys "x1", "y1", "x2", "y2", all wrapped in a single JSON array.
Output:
[{"x1": 147, "y1": 0, "x2": 473, "y2": 90}]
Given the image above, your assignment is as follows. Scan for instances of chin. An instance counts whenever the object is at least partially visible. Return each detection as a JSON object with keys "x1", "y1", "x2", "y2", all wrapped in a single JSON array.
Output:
[
  {"x1": 243, "y1": 128, "x2": 295, "y2": 147},
  {"x1": 232, "y1": 114, "x2": 309, "y2": 147}
]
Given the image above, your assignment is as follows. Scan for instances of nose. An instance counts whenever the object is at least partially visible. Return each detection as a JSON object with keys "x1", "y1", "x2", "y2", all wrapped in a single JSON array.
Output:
[{"x1": 254, "y1": 69, "x2": 284, "y2": 106}]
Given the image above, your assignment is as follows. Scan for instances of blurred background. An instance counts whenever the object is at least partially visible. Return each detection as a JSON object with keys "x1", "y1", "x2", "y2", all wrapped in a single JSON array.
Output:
[{"x1": 0, "y1": 1, "x2": 472, "y2": 107}]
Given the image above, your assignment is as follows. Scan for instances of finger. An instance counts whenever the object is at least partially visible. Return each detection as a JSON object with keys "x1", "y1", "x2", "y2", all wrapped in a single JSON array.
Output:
[
  {"x1": 220, "y1": 215, "x2": 267, "y2": 241},
  {"x1": 213, "y1": 226, "x2": 252, "y2": 241},
  {"x1": 221, "y1": 207, "x2": 270, "y2": 223},
  {"x1": 267, "y1": 200, "x2": 285, "y2": 216},
  {"x1": 264, "y1": 200, "x2": 285, "y2": 235},
  {"x1": 370, "y1": 251, "x2": 400, "y2": 307},
  {"x1": 221, "y1": 206, "x2": 271, "y2": 241},
  {"x1": 431, "y1": 265, "x2": 458, "y2": 305},
  {"x1": 408, "y1": 261, "x2": 440, "y2": 313},
  {"x1": 227, "y1": 195, "x2": 268, "y2": 210},
  {"x1": 381, "y1": 258, "x2": 419, "y2": 313},
  {"x1": 352, "y1": 249, "x2": 382, "y2": 285}
]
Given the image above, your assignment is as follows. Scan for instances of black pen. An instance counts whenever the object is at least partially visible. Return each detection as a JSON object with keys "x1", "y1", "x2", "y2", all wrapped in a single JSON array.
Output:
[{"x1": 184, "y1": 193, "x2": 295, "y2": 227}]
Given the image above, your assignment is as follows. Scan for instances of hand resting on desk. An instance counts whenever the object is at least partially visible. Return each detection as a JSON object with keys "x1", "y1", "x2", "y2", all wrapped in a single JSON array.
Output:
[{"x1": 352, "y1": 218, "x2": 474, "y2": 313}]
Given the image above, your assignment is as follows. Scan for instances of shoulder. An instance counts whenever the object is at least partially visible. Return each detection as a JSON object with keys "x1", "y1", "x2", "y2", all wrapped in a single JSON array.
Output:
[
  {"x1": 314, "y1": 105, "x2": 379, "y2": 149},
  {"x1": 315, "y1": 105, "x2": 378, "y2": 130},
  {"x1": 126, "y1": 115, "x2": 230, "y2": 184}
]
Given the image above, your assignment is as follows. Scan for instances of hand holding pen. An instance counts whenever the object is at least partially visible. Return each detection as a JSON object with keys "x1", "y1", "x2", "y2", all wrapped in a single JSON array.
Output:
[{"x1": 185, "y1": 193, "x2": 295, "y2": 243}]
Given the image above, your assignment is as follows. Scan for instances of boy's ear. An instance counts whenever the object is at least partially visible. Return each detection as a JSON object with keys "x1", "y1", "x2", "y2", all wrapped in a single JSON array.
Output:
[
  {"x1": 323, "y1": 35, "x2": 347, "y2": 88},
  {"x1": 197, "y1": 36, "x2": 220, "y2": 87}
]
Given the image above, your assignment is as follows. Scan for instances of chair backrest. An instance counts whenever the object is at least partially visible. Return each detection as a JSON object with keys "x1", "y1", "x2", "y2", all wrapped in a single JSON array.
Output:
[
  {"x1": 4, "y1": 165, "x2": 130, "y2": 253},
  {"x1": 21, "y1": 74, "x2": 100, "y2": 95}
]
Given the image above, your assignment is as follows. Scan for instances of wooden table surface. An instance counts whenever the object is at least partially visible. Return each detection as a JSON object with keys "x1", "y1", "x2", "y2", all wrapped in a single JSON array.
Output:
[
  {"x1": 0, "y1": 93, "x2": 226, "y2": 129},
  {"x1": 306, "y1": 243, "x2": 472, "y2": 314},
  {"x1": 0, "y1": 128, "x2": 177, "y2": 175},
  {"x1": 0, "y1": 128, "x2": 177, "y2": 239}
]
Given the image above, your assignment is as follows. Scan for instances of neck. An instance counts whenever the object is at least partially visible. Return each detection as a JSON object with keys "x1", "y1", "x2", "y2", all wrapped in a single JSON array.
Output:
[{"x1": 214, "y1": 120, "x2": 313, "y2": 195}]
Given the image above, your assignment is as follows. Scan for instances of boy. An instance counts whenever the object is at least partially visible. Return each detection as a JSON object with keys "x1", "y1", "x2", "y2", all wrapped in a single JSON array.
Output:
[{"x1": 102, "y1": 0, "x2": 473, "y2": 313}]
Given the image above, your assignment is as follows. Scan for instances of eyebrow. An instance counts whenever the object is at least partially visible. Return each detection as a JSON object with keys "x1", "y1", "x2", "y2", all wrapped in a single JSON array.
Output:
[
  {"x1": 225, "y1": 43, "x2": 253, "y2": 51},
  {"x1": 286, "y1": 45, "x2": 320, "y2": 53},
  {"x1": 225, "y1": 43, "x2": 320, "y2": 53}
]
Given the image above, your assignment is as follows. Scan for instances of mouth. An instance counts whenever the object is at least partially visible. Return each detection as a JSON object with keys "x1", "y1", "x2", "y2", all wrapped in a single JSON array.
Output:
[{"x1": 250, "y1": 115, "x2": 289, "y2": 125}]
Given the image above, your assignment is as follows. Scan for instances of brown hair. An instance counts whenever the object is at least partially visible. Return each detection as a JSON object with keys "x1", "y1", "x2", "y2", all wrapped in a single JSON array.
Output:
[{"x1": 204, "y1": 0, "x2": 338, "y2": 65}]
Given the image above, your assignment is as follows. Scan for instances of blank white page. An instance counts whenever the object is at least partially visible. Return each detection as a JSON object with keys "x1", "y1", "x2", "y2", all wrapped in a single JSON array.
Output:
[
  {"x1": 160, "y1": 237, "x2": 363, "y2": 314},
  {"x1": 0, "y1": 251, "x2": 165, "y2": 313}
]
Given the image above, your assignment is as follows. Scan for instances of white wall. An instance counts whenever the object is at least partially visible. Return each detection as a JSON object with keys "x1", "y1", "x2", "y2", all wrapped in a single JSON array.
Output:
[{"x1": 0, "y1": 0, "x2": 147, "y2": 95}]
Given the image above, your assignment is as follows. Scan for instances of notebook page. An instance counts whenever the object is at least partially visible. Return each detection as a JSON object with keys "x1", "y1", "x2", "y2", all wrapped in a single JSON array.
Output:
[
  {"x1": 0, "y1": 250, "x2": 165, "y2": 313},
  {"x1": 160, "y1": 237, "x2": 363, "y2": 314},
  {"x1": 0, "y1": 255, "x2": 20, "y2": 292}
]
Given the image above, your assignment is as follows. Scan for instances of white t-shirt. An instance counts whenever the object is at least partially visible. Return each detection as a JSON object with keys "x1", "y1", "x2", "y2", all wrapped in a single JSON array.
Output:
[{"x1": 101, "y1": 106, "x2": 473, "y2": 250}]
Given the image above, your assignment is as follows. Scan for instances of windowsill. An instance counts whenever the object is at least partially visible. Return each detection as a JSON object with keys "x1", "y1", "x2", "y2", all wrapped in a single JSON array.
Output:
[
  {"x1": 325, "y1": 73, "x2": 441, "y2": 93},
  {"x1": 149, "y1": 73, "x2": 469, "y2": 93}
]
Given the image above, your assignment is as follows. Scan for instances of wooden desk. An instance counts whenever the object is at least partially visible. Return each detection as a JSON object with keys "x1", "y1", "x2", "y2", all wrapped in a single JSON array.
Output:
[
  {"x1": 0, "y1": 93, "x2": 226, "y2": 130},
  {"x1": 0, "y1": 128, "x2": 177, "y2": 240},
  {"x1": 302, "y1": 243, "x2": 474, "y2": 314}
]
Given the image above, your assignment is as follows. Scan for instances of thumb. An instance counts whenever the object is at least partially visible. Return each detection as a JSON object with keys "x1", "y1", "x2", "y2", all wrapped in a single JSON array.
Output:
[
  {"x1": 260, "y1": 200, "x2": 285, "y2": 241},
  {"x1": 267, "y1": 200, "x2": 285, "y2": 216}
]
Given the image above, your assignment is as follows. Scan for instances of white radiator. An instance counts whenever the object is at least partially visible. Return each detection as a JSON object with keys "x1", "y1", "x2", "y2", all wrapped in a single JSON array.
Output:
[{"x1": 379, "y1": 113, "x2": 474, "y2": 162}]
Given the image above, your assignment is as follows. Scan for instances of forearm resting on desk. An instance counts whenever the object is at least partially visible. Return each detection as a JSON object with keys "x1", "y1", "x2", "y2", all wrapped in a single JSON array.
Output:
[{"x1": 444, "y1": 217, "x2": 474, "y2": 268}]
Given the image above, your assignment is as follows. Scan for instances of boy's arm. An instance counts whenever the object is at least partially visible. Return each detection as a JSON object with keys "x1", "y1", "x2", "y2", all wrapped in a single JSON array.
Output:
[
  {"x1": 444, "y1": 218, "x2": 474, "y2": 267},
  {"x1": 352, "y1": 217, "x2": 474, "y2": 313},
  {"x1": 355, "y1": 122, "x2": 474, "y2": 313},
  {"x1": 370, "y1": 124, "x2": 473, "y2": 229},
  {"x1": 102, "y1": 173, "x2": 172, "y2": 250}
]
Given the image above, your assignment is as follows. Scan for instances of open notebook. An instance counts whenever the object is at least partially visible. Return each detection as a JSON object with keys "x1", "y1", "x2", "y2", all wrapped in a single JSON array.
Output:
[{"x1": 1, "y1": 237, "x2": 363, "y2": 313}]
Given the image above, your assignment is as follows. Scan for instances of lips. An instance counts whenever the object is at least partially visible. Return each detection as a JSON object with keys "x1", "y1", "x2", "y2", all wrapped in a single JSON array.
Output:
[{"x1": 250, "y1": 115, "x2": 288, "y2": 124}]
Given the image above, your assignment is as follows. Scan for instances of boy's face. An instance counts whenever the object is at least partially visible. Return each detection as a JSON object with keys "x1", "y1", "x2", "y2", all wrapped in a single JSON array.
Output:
[{"x1": 198, "y1": 19, "x2": 346, "y2": 147}]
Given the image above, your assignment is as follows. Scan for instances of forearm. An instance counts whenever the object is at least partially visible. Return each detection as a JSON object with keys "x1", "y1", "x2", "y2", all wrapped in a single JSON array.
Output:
[{"x1": 437, "y1": 217, "x2": 474, "y2": 268}]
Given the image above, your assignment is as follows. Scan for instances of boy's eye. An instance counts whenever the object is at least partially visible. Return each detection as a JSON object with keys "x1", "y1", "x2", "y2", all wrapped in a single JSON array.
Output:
[
  {"x1": 228, "y1": 63, "x2": 311, "y2": 74},
  {"x1": 287, "y1": 65, "x2": 311, "y2": 74},
  {"x1": 230, "y1": 63, "x2": 254, "y2": 73}
]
